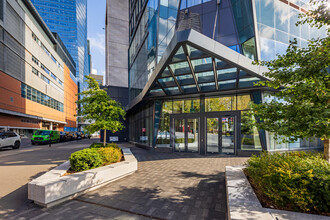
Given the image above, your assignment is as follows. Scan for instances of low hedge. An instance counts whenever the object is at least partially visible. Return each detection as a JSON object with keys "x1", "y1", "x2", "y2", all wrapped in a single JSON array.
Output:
[
  {"x1": 246, "y1": 151, "x2": 330, "y2": 214},
  {"x1": 69, "y1": 143, "x2": 122, "y2": 172},
  {"x1": 69, "y1": 148, "x2": 103, "y2": 172},
  {"x1": 90, "y1": 142, "x2": 118, "y2": 148}
]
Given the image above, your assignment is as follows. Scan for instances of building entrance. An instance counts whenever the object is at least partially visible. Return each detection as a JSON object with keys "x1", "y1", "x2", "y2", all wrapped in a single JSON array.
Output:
[
  {"x1": 171, "y1": 116, "x2": 199, "y2": 153},
  {"x1": 206, "y1": 114, "x2": 236, "y2": 155},
  {"x1": 170, "y1": 112, "x2": 239, "y2": 155}
]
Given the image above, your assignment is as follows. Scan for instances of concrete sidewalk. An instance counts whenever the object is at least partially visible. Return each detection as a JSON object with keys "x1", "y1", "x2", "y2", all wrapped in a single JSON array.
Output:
[{"x1": 6, "y1": 144, "x2": 248, "y2": 220}]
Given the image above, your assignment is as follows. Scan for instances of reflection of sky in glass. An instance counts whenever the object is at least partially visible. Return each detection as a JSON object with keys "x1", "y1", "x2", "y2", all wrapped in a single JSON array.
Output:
[{"x1": 255, "y1": 0, "x2": 327, "y2": 61}]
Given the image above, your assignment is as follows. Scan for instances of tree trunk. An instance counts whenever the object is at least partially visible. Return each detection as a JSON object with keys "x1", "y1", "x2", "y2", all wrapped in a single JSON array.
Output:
[
  {"x1": 103, "y1": 129, "x2": 107, "y2": 146},
  {"x1": 324, "y1": 138, "x2": 330, "y2": 163}
]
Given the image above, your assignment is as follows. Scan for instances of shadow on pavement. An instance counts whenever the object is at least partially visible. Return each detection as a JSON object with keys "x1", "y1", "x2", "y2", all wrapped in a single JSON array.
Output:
[
  {"x1": 76, "y1": 170, "x2": 227, "y2": 220},
  {"x1": 0, "y1": 169, "x2": 51, "y2": 219}
]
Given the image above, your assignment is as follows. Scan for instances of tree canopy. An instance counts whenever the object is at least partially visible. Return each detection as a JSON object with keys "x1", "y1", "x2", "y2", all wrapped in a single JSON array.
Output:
[{"x1": 76, "y1": 76, "x2": 126, "y2": 145}]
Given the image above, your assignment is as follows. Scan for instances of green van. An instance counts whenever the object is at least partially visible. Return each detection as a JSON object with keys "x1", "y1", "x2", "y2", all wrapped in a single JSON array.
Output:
[{"x1": 31, "y1": 130, "x2": 60, "y2": 145}]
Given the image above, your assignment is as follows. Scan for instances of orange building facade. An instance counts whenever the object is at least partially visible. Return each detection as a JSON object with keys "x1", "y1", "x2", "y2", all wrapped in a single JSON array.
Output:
[
  {"x1": 0, "y1": 63, "x2": 77, "y2": 136},
  {"x1": 63, "y1": 65, "x2": 78, "y2": 131}
]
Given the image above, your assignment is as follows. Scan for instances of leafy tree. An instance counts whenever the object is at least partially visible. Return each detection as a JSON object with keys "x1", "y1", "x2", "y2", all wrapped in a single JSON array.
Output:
[
  {"x1": 251, "y1": 0, "x2": 330, "y2": 161},
  {"x1": 77, "y1": 76, "x2": 126, "y2": 146}
]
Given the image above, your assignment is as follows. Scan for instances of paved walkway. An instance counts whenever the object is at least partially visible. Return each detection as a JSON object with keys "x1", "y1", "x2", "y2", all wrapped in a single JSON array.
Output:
[{"x1": 6, "y1": 144, "x2": 248, "y2": 220}]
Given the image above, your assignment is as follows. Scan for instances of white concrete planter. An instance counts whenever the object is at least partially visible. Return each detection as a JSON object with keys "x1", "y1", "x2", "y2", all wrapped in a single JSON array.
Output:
[
  {"x1": 28, "y1": 148, "x2": 137, "y2": 207},
  {"x1": 225, "y1": 166, "x2": 330, "y2": 220}
]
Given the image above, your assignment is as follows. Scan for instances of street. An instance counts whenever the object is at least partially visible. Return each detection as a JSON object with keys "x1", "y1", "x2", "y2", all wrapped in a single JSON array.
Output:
[{"x1": 0, "y1": 137, "x2": 98, "y2": 217}]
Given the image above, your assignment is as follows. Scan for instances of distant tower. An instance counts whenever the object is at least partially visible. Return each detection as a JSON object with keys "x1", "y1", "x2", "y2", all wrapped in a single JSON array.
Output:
[
  {"x1": 105, "y1": 0, "x2": 129, "y2": 87},
  {"x1": 31, "y1": 0, "x2": 88, "y2": 93},
  {"x1": 87, "y1": 40, "x2": 92, "y2": 74}
]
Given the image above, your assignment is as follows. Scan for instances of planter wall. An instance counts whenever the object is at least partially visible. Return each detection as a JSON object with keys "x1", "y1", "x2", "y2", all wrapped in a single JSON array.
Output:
[
  {"x1": 225, "y1": 166, "x2": 330, "y2": 220},
  {"x1": 28, "y1": 148, "x2": 137, "y2": 207}
]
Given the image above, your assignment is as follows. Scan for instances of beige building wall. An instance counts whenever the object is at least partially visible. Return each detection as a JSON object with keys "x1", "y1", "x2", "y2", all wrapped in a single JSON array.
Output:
[{"x1": 4, "y1": 0, "x2": 66, "y2": 103}]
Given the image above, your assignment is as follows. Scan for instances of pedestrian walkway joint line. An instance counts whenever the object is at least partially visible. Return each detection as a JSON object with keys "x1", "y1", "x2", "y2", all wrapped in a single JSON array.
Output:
[{"x1": 74, "y1": 198, "x2": 166, "y2": 220}]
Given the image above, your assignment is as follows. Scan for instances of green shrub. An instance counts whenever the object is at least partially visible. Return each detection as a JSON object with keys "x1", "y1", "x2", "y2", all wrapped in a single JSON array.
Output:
[
  {"x1": 90, "y1": 143, "x2": 104, "y2": 148},
  {"x1": 97, "y1": 146, "x2": 122, "y2": 165},
  {"x1": 69, "y1": 148, "x2": 103, "y2": 172},
  {"x1": 246, "y1": 151, "x2": 330, "y2": 214},
  {"x1": 90, "y1": 142, "x2": 118, "y2": 148},
  {"x1": 70, "y1": 144, "x2": 122, "y2": 172}
]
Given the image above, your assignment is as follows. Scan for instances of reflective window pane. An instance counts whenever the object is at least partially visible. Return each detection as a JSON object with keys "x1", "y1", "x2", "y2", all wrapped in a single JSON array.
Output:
[
  {"x1": 217, "y1": 68, "x2": 237, "y2": 81},
  {"x1": 241, "y1": 111, "x2": 262, "y2": 151},
  {"x1": 196, "y1": 71, "x2": 214, "y2": 83},
  {"x1": 172, "y1": 46, "x2": 187, "y2": 62},
  {"x1": 205, "y1": 96, "x2": 237, "y2": 112},
  {"x1": 164, "y1": 87, "x2": 181, "y2": 95},
  {"x1": 239, "y1": 77, "x2": 261, "y2": 88},
  {"x1": 173, "y1": 99, "x2": 200, "y2": 113},
  {"x1": 237, "y1": 94, "x2": 251, "y2": 110},
  {"x1": 199, "y1": 82, "x2": 216, "y2": 92},
  {"x1": 191, "y1": 57, "x2": 213, "y2": 73},
  {"x1": 158, "y1": 77, "x2": 176, "y2": 87},
  {"x1": 186, "y1": 45, "x2": 208, "y2": 59},
  {"x1": 218, "y1": 79, "x2": 236, "y2": 90},
  {"x1": 169, "y1": 61, "x2": 191, "y2": 75},
  {"x1": 174, "y1": 119, "x2": 185, "y2": 151},
  {"x1": 215, "y1": 58, "x2": 228, "y2": 69},
  {"x1": 176, "y1": 74, "x2": 195, "y2": 85},
  {"x1": 157, "y1": 101, "x2": 172, "y2": 147}
]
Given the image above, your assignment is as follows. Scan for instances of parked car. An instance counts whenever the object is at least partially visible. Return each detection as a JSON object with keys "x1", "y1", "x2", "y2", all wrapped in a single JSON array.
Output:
[
  {"x1": 69, "y1": 132, "x2": 77, "y2": 140},
  {"x1": 75, "y1": 132, "x2": 82, "y2": 140},
  {"x1": 65, "y1": 132, "x2": 74, "y2": 141},
  {"x1": 0, "y1": 131, "x2": 21, "y2": 149},
  {"x1": 59, "y1": 131, "x2": 67, "y2": 142},
  {"x1": 31, "y1": 130, "x2": 60, "y2": 145}
]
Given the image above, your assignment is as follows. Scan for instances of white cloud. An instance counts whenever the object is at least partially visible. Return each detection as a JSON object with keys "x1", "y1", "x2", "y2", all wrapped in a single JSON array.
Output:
[
  {"x1": 92, "y1": 68, "x2": 98, "y2": 74},
  {"x1": 89, "y1": 33, "x2": 105, "y2": 56}
]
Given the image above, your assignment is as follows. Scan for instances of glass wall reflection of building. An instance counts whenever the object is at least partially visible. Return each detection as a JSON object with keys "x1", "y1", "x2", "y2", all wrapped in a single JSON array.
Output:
[
  {"x1": 31, "y1": 0, "x2": 88, "y2": 93},
  {"x1": 125, "y1": 0, "x2": 326, "y2": 155}
]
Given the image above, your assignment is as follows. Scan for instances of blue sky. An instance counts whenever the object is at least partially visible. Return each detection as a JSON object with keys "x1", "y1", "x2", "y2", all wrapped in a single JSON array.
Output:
[{"x1": 87, "y1": 0, "x2": 106, "y2": 79}]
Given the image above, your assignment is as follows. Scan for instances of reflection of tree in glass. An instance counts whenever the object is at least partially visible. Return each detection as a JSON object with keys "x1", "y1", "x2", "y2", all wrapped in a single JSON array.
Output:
[
  {"x1": 241, "y1": 111, "x2": 254, "y2": 135},
  {"x1": 207, "y1": 118, "x2": 218, "y2": 133},
  {"x1": 237, "y1": 95, "x2": 251, "y2": 110},
  {"x1": 172, "y1": 100, "x2": 201, "y2": 113},
  {"x1": 157, "y1": 101, "x2": 172, "y2": 145}
]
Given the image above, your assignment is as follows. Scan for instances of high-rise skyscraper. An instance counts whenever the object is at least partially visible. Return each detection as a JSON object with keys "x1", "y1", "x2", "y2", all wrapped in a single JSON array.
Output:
[{"x1": 31, "y1": 0, "x2": 88, "y2": 93}]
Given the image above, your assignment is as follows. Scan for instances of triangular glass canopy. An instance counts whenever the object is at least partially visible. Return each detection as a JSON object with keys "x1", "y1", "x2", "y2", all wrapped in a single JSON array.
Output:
[
  {"x1": 127, "y1": 29, "x2": 269, "y2": 111},
  {"x1": 148, "y1": 44, "x2": 263, "y2": 97}
]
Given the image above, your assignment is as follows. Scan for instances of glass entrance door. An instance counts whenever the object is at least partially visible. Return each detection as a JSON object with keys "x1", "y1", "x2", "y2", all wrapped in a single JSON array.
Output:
[
  {"x1": 174, "y1": 119, "x2": 185, "y2": 151},
  {"x1": 207, "y1": 115, "x2": 235, "y2": 154},
  {"x1": 221, "y1": 116, "x2": 235, "y2": 154},
  {"x1": 207, "y1": 118, "x2": 219, "y2": 153},
  {"x1": 187, "y1": 118, "x2": 199, "y2": 152},
  {"x1": 173, "y1": 117, "x2": 199, "y2": 153}
]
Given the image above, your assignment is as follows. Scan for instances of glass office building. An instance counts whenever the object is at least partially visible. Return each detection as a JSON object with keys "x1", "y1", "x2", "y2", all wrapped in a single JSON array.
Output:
[
  {"x1": 126, "y1": 0, "x2": 325, "y2": 155},
  {"x1": 31, "y1": 0, "x2": 88, "y2": 93}
]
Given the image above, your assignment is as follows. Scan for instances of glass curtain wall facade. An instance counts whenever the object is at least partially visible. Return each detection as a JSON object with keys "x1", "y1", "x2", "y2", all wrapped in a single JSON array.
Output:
[
  {"x1": 31, "y1": 0, "x2": 88, "y2": 93},
  {"x1": 127, "y1": 0, "x2": 325, "y2": 155}
]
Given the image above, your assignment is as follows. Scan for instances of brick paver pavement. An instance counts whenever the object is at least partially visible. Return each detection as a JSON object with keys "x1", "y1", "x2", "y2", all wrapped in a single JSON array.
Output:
[{"x1": 6, "y1": 144, "x2": 248, "y2": 220}]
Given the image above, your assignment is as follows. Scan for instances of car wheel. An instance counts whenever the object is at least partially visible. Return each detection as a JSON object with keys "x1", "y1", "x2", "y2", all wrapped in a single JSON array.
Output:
[{"x1": 13, "y1": 141, "x2": 20, "y2": 149}]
